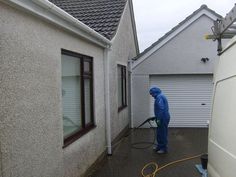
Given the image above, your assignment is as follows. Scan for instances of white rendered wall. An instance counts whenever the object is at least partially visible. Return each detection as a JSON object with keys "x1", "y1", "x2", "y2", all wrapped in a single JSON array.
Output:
[
  {"x1": 108, "y1": 2, "x2": 138, "y2": 140},
  {"x1": 0, "y1": 3, "x2": 106, "y2": 177},
  {"x1": 133, "y1": 16, "x2": 218, "y2": 75}
]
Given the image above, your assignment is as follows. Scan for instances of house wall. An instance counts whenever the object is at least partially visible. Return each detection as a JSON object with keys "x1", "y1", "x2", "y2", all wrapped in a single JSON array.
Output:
[
  {"x1": 131, "y1": 15, "x2": 219, "y2": 128},
  {"x1": 108, "y1": 2, "x2": 138, "y2": 140},
  {"x1": 133, "y1": 15, "x2": 218, "y2": 75},
  {"x1": 0, "y1": 3, "x2": 106, "y2": 177}
]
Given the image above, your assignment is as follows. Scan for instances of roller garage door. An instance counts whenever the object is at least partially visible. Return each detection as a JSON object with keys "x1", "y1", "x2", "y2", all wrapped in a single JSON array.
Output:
[{"x1": 149, "y1": 75, "x2": 213, "y2": 127}]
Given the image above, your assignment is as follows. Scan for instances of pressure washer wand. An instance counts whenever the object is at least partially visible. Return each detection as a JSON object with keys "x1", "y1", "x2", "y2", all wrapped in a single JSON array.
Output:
[{"x1": 137, "y1": 117, "x2": 156, "y2": 128}]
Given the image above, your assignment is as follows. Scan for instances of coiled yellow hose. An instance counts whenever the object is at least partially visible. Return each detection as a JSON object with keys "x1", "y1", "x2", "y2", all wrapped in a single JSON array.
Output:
[{"x1": 141, "y1": 154, "x2": 203, "y2": 177}]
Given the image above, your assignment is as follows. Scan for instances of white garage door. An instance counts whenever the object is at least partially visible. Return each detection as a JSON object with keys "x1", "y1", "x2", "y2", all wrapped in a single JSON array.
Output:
[{"x1": 150, "y1": 75, "x2": 213, "y2": 127}]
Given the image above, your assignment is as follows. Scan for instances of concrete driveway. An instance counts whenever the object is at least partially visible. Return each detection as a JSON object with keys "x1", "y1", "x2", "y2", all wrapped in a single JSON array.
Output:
[{"x1": 87, "y1": 128, "x2": 208, "y2": 177}]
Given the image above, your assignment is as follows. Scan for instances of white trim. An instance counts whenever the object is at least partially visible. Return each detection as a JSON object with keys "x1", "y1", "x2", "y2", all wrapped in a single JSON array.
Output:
[
  {"x1": 132, "y1": 9, "x2": 219, "y2": 69},
  {"x1": 128, "y1": 0, "x2": 139, "y2": 54},
  {"x1": 1, "y1": 0, "x2": 112, "y2": 48}
]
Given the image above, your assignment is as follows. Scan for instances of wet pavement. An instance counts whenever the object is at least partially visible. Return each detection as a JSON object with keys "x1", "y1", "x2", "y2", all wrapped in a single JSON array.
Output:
[{"x1": 87, "y1": 128, "x2": 208, "y2": 177}]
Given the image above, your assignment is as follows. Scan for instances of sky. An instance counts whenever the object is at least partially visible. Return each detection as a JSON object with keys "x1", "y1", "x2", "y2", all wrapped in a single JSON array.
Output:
[{"x1": 132, "y1": 0, "x2": 236, "y2": 52}]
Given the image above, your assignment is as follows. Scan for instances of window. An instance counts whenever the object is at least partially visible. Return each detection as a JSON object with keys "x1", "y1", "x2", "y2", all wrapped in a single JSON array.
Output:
[
  {"x1": 61, "y1": 49, "x2": 94, "y2": 147},
  {"x1": 117, "y1": 64, "x2": 127, "y2": 111}
]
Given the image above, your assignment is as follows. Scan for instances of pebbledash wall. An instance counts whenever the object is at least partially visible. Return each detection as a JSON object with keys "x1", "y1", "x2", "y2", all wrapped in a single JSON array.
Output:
[
  {"x1": 0, "y1": 2, "x2": 106, "y2": 177},
  {"x1": 0, "y1": 0, "x2": 138, "y2": 177},
  {"x1": 108, "y1": 1, "x2": 137, "y2": 140}
]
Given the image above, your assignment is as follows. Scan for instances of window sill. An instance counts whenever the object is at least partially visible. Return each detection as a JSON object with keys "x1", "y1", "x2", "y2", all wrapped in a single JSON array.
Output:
[{"x1": 63, "y1": 124, "x2": 96, "y2": 148}]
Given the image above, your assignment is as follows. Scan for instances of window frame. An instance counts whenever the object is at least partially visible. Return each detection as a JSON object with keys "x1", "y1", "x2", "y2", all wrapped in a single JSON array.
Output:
[
  {"x1": 117, "y1": 64, "x2": 127, "y2": 112},
  {"x1": 61, "y1": 49, "x2": 95, "y2": 147}
]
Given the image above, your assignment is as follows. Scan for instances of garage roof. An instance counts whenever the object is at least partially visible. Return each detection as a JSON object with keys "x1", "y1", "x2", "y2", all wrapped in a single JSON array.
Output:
[{"x1": 132, "y1": 5, "x2": 221, "y2": 62}]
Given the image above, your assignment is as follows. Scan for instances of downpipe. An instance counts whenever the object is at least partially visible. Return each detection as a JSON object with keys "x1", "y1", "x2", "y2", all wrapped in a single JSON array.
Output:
[{"x1": 104, "y1": 49, "x2": 112, "y2": 155}]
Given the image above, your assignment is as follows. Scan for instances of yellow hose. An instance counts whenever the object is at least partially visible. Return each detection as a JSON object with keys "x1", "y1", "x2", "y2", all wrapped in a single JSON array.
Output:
[{"x1": 141, "y1": 154, "x2": 203, "y2": 177}]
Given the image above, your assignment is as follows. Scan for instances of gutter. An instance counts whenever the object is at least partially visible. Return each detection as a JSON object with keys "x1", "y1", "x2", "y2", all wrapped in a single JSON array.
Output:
[
  {"x1": 103, "y1": 49, "x2": 112, "y2": 155},
  {"x1": 1, "y1": 0, "x2": 112, "y2": 48}
]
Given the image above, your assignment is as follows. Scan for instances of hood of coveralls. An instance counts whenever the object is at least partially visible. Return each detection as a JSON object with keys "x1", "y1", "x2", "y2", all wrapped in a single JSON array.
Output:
[{"x1": 149, "y1": 87, "x2": 162, "y2": 98}]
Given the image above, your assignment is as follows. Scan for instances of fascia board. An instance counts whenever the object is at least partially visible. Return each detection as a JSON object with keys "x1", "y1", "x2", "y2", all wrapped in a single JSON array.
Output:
[
  {"x1": 132, "y1": 9, "x2": 219, "y2": 69},
  {"x1": 128, "y1": 0, "x2": 140, "y2": 54},
  {"x1": 1, "y1": 0, "x2": 112, "y2": 48}
]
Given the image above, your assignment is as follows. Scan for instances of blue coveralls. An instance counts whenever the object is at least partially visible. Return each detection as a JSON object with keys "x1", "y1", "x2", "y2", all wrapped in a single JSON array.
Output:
[{"x1": 150, "y1": 87, "x2": 170, "y2": 152}]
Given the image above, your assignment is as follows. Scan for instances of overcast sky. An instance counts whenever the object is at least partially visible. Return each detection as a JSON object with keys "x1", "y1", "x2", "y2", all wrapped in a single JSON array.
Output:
[{"x1": 132, "y1": 0, "x2": 236, "y2": 52}]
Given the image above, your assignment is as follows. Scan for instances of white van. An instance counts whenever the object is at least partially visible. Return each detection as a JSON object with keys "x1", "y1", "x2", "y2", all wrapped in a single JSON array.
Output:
[{"x1": 208, "y1": 37, "x2": 236, "y2": 177}]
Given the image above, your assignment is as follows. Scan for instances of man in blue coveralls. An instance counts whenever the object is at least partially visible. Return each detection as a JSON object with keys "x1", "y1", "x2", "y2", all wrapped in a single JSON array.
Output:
[{"x1": 149, "y1": 87, "x2": 170, "y2": 154}]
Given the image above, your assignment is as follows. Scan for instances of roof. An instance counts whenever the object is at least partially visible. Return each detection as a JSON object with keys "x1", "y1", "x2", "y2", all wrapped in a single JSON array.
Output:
[
  {"x1": 49, "y1": 0, "x2": 127, "y2": 40},
  {"x1": 132, "y1": 5, "x2": 222, "y2": 61}
]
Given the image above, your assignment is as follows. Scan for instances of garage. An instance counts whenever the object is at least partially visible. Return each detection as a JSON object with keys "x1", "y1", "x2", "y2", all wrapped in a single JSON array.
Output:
[
  {"x1": 131, "y1": 7, "x2": 219, "y2": 128},
  {"x1": 149, "y1": 74, "x2": 213, "y2": 127}
]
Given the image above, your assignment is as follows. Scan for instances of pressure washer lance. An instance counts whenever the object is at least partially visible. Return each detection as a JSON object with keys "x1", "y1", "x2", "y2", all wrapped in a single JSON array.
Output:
[
  {"x1": 137, "y1": 117, "x2": 160, "y2": 128},
  {"x1": 113, "y1": 117, "x2": 159, "y2": 149}
]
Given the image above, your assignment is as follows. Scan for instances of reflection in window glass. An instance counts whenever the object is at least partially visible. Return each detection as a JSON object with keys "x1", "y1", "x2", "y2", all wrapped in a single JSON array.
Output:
[
  {"x1": 84, "y1": 61, "x2": 90, "y2": 73},
  {"x1": 117, "y1": 65, "x2": 127, "y2": 110},
  {"x1": 84, "y1": 78, "x2": 91, "y2": 124},
  {"x1": 118, "y1": 66, "x2": 122, "y2": 107},
  {"x1": 61, "y1": 50, "x2": 94, "y2": 146},
  {"x1": 62, "y1": 55, "x2": 81, "y2": 138}
]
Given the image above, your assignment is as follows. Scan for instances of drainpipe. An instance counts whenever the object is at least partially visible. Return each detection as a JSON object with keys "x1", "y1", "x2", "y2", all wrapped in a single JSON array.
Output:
[
  {"x1": 104, "y1": 49, "x2": 112, "y2": 155},
  {"x1": 128, "y1": 59, "x2": 134, "y2": 128}
]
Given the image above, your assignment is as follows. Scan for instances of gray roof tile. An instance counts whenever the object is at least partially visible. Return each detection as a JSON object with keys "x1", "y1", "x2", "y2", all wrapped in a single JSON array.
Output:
[{"x1": 49, "y1": 0, "x2": 127, "y2": 39}]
